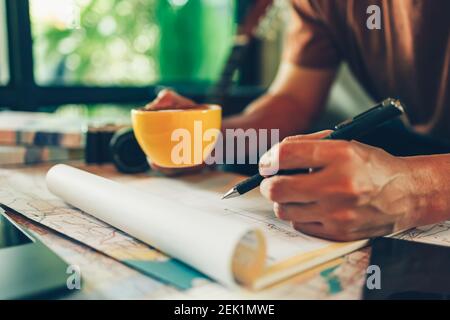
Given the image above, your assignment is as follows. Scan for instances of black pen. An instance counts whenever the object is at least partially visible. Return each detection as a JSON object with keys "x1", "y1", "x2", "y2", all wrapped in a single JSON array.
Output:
[{"x1": 221, "y1": 98, "x2": 405, "y2": 200}]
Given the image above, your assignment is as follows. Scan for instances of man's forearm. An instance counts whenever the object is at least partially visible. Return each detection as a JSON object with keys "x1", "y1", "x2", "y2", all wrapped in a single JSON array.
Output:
[
  {"x1": 218, "y1": 63, "x2": 335, "y2": 162},
  {"x1": 222, "y1": 92, "x2": 316, "y2": 140},
  {"x1": 222, "y1": 63, "x2": 336, "y2": 143},
  {"x1": 220, "y1": 93, "x2": 318, "y2": 160}
]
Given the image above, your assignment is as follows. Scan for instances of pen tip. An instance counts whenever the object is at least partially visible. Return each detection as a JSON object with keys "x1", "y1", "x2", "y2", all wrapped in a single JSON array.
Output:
[{"x1": 221, "y1": 188, "x2": 239, "y2": 200}]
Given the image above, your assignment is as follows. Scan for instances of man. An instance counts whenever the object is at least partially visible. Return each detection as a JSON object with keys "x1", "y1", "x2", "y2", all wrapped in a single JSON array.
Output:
[{"x1": 146, "y1": 0, "x2": 450, "y2": 241}]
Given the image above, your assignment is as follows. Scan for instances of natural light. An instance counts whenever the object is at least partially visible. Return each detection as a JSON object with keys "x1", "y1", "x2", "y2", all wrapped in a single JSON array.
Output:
[{"x1": 0, "y1": 0, "x2": 9, "y2": 84}]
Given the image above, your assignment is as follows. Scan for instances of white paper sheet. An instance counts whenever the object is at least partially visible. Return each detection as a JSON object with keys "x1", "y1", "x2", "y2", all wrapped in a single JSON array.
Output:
[
  {"x1": 46, "y1": 164, "x2": 264, "y2": 287},
  {"x1": 125, "y1": 176, "x2": 333, "y2": 265}
]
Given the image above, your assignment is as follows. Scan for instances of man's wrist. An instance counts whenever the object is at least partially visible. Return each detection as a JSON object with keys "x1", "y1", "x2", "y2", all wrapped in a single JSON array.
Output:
[{"x1": 401, "y1": 155, "x2": 450, "y2": 227}]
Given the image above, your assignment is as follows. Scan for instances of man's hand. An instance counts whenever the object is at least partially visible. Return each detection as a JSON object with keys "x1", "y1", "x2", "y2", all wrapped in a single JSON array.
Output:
[
  {"x1": 145, "y1": 89, "x2": 196, "y2": 111},
  {"x1": 258, "y1": 131, "x2": 450, "y2": 241}
]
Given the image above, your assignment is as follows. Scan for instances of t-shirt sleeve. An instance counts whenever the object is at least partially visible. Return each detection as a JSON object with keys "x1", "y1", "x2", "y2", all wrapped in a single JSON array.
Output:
[{"x1": 283, "y1": 0, "x2": 341, "y2": 69}]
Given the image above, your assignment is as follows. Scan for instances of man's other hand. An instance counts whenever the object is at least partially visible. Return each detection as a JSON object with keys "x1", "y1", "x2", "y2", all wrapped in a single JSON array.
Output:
[{"x1": 145, "y1": 89, "x2": 196, "y2": 111}]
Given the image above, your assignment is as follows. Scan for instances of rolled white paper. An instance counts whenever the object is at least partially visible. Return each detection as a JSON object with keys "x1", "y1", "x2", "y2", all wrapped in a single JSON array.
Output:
[{"x1": 46, "y1": 164, "x2": 263, "y2": 286}]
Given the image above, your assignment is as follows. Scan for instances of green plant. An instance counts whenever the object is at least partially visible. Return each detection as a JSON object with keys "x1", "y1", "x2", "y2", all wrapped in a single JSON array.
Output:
[{"x1": 31, "y1": 0, "x2": 234, "y2": 86}]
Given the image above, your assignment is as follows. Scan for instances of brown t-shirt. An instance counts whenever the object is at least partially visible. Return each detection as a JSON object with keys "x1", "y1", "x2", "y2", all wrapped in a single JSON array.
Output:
[{"x1": 285, "y1": 0, "x2": 450, "y2": 139}]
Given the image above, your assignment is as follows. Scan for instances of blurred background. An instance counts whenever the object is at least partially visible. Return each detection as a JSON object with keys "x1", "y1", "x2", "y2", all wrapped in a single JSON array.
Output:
[
  {"x1": 0, "y1": 0, "x2": 374, "y2": 168},
  {"x1": 31, "y1": 0, "x2": 233, "y2": 86},
  {"x1": 0, "y1": 0, "x2": 372, "y2": 116}
]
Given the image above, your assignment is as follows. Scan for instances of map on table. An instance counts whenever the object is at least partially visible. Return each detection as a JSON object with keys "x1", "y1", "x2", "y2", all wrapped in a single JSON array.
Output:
[
  {"x1": 396, "y1": 222, "x2": 450, "y2": 246},
  {"x1": 2, "y1": 165, "x2": 450, "y2": 295},
  {"x1": 8, "y1": 212, "x2": 174, "y2": 299},
  {"x1": 11, "y1": 208, "x2": 374, "y2": 300},
  {"x1": 0, "y1": 167, "x2": 206, "y2": 290}
]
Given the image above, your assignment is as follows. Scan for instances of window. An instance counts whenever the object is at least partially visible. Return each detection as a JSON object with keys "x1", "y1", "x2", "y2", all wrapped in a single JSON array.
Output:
[
  {"x1": 30, "y1": 0, "x2": 234, "y2": 86},
  {"x1": 0, "y1": 0, "x2": 9, "y2": 85},
  {"x1": 0, "y1": 0, "x2": 262, "y2": 113}
]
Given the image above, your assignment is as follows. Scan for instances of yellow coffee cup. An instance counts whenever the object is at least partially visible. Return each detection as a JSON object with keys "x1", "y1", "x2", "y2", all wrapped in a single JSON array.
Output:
[{"x1": 131, "y1": 105, "x2": 222, "y2": 168}]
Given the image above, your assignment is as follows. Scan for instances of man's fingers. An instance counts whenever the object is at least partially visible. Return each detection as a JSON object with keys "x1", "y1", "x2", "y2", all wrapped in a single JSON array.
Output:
[
  {"x1": 259, "y1": 131, "x2": 332, "y2": 176},
  {"x1": 259, "y1": 139, "x2": 352, "y2": 175},
  {"x1": 274, "y1": 202, "x2": 323, "y2": 223},
  {"x1": 260, "y1": 170, "x2": 334, "y2": 203},
  {"x1": 145, "y1": 89, "x2": 196, "y2": 111},
  {"x1": 297, "y1": 222, "x2": 394, "y2": 242},
  {"x1": 343, "y1": 223, "x2": 395, "y2": 240},
  {"x1": 291, "y1": 222, "x2": 327, "y2": 238},
  {"x1": 292, "y1": 221, "x2": 356, "y2": 242},
  {"x1": 274, "y1": 200, "x2": 357, "y2": 222},
  {"x1": 282, "y1": 130, "x2": 333, "y2": 142},
  {"x1": 290, "y1": 205, "x2": 397, "y2": 241}
]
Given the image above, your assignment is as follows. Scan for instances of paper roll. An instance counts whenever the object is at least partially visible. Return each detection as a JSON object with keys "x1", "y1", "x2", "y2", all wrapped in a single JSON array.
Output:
[{"x1": 46, "y1": 164, "x2": 265, "y2": 287}]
